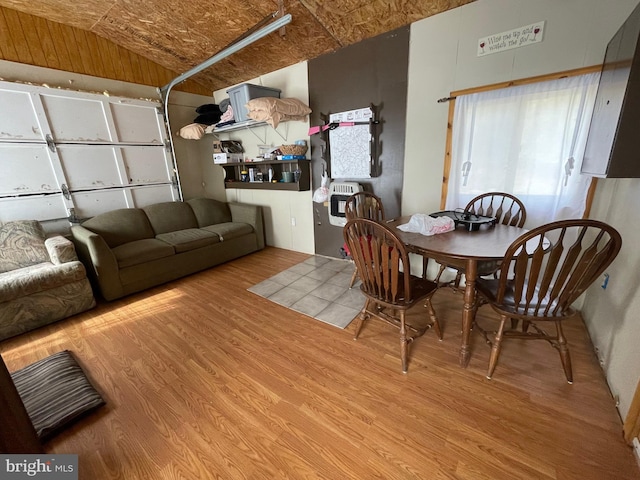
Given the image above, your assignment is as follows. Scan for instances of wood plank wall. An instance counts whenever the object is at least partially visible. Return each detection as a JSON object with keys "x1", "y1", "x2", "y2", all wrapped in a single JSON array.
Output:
[{"x1": 0, "y1": 6, "x2": 211, "y2": 96}]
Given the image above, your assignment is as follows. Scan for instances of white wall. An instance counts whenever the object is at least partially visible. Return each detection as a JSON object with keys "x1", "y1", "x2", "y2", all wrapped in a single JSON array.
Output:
[
  {"x1": 211, "y1": 61, "x2": 315, "y2": 254},
  {"x1": 405, "y1": 0, "x2": 640, "y2": 421},
  {"x1": 167, "y1": 91, "x2": 227, "y2": 202},
  {"x1": 582, "y1": 179, "x2": 640, "y2": 419}
]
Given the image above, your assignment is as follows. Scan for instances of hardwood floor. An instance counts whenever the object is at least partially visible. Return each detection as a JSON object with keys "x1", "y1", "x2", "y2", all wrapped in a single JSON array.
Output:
[{"x1": 1, "y1": 247, "x2": 637, "y2": 479}]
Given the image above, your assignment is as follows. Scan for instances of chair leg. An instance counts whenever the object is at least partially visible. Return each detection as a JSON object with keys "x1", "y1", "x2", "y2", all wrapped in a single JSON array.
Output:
[
  {"x1": 353, "y1": 299, "x2": 370, "y2": 340},
  {"x1": 349, "y1": 266, "x2": 359, "y2": 289},
  {"x1": 424, "y1": 299, "x2": 442, "y2": 340},
  {"x1": 510, "y1": 318, "x2": 519, "y2": 330},
  {"x1": 556, "y1": 322, "x2": 573, "y2": 384},
  {"x1": 400, "y1": 310, "x2": 408, "y2": 373},
  {"x1": 433, "y1": 263, "x2": 447, "y2": 283},
  {"x1": 453, "y1": 271, "x2": 463, "y2": 289},
  {"x1": 487, "y1": 315, "x2": 507, "y2": 379},
  {"x1": 422, "y1": 257, "x2": 429, "y2": 279}
]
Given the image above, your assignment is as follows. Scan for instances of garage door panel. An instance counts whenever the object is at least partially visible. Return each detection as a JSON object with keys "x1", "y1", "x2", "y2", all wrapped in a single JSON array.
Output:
[
  {"x1": 70, "y1": 189, "x2": 131, "y2": 218},
  {"x1": 41, "y1": 94, "x2": 113, "y2": 143},
  {"x1": 0, "y1": 145, "x2": 60, "y2": 196},
  {"x1": 58, "y1": 146, "x2": 122, "y2": 190},
  {"x1": 59, "y1": 145, "x2": 172, "y2": 191},
  {"x1": 0, "y1": 89, "x2": 45, "y2": 142},
  {"x1": 111, "y1": 102, "x2": 165, "y2": 144},
  {"x1": 122, "y1": 146, "x2": 172, "y2": 185},
  {"x1": 130, "y1": 185, "x2": 177, "y2": 206},
  {"x1": 0, "y1": 195, "x2": 67, "y2": 223},
  {"x1": 0, "y1": 80, "x2": 178, "y2": 226},
  {"x1": 71, "y1": 185, "x2": 176, "y2": 218}
]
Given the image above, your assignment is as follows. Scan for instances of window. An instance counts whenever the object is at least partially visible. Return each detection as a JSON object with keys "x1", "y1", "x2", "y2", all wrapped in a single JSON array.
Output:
[{"x1": 444, "y1": 70, "x2": 601, "y2": 227}]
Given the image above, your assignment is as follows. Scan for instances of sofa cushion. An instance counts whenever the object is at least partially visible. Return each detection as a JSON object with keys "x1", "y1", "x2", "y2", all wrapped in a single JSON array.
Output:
[
  {"x1": 112, "y1": 239, "x2": 175, "y2": 268},
  {"x1": 82, "y1": 209, "x2": 155, "y2": 248},
  {"x1": 0, "y1": 221, "x2": 49, "y2": 274},
  {"x1": 202, "y1": 222, "x2": 253, "y2": 241},
  {"x1": 0, "y1": 262, "x2": 88, "y2": 303},
  {"x1": 155, "y1": 228, "x2": 220, "y2": 253},
  {"x1": 143, "y1": 202, "x2": 198, "y2": 235},
  {"x1": 187, "y1": 197, "x2": 232, "y2": 227}
]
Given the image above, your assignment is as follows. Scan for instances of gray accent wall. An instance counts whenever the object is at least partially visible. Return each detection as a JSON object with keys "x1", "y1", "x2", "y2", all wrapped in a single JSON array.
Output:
[{"x1": 308, "y1": 27, "x2": 410, "y2": 258}]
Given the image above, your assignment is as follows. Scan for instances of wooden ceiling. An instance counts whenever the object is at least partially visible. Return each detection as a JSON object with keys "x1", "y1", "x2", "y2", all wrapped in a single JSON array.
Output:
[{"x1": 0, "y1": 0, "x2": 474, "y2": 94}]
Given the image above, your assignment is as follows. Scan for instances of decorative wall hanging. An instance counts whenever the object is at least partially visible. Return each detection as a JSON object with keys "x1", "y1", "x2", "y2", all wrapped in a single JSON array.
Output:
[{"x1": 477, "y1": 21, "x2": 545, "y2": 57}]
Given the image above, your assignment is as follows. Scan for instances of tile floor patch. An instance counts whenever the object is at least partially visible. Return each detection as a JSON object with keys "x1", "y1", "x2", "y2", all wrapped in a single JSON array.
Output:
[
  {"x1": 291, "y1": 294, "x2": 331, "y2": 317},
  {"x1": 249, "y1": 255, "x2": 365, "y2": 329}
]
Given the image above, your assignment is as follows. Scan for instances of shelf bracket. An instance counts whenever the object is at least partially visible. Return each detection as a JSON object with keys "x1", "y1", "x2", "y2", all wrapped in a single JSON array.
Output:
[
  {"x1": 246, "y1": 126, "x2": 267, "y2": 144},
  {"x1": 270, "y1": 122, "x2": 289, "y2": 142}
]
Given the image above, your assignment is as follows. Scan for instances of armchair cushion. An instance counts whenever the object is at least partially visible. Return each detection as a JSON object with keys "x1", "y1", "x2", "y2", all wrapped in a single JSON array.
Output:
[
  {"x1": 0, "y1": 262, "x2": 88, "y2": 303},
  {"x1": 45, "y1": 236, "x2": 78, "y2": 264},
  {"x1": 0, "y1": 221, "x2": 48, "y2": 273}
]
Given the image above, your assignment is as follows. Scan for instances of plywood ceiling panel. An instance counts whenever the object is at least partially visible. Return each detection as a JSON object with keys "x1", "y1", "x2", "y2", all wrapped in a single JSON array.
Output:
[
  {"x1": 0, "y1": 0, "x2": 475, "y2": 92},
  {"x1": 300, "y1": 0, "x2": 475, "y2": 45}
]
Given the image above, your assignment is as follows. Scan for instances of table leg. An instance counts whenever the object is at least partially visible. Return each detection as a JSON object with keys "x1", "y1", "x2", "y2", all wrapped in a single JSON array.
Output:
[{"x1": 460, "y1": 259, "x2": 477, "y2": 367}]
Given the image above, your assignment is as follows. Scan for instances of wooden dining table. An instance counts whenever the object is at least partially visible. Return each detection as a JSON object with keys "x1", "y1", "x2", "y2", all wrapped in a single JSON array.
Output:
[{"x1": 387, "y1": 216, "x2": 526, "y2": 368}]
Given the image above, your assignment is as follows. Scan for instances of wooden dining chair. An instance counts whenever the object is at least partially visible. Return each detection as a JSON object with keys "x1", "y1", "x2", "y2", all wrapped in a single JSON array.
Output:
[
  {"x1": 474, "y1": 219, "x2": 622, "y2": 383},
  {"x1": 344, "y1": 192, "x2": 385, "y2": 289},
  {"x1": 433, "y1": 192, "x2": 527, "y2": 287},
  {"x1": 343, "y1": 218, "x2": 442, "y2": 373},
  {"x1": 466, "y1": 192, "x2": 526, "y2": 227},
  {"x1": 345, "y1": 191, "x2": 386, "y2": 223}
]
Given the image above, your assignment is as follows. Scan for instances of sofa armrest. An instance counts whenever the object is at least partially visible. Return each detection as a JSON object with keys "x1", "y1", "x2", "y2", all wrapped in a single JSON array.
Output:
[
  {"x1": 45, "y1": 235, "x2": 79, "y2": 265},
  {"x1": 70, "y1": 226, "x2": 123, "y2": 300},
  {"x1": 229, "y1": 203, "x2": 265, "y2": 250}
]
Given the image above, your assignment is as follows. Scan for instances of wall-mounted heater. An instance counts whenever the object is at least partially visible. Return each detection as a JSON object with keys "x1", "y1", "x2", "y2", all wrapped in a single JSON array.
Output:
[{"x1": 328, "y1": 182, "x2": 362, "y2": 226}]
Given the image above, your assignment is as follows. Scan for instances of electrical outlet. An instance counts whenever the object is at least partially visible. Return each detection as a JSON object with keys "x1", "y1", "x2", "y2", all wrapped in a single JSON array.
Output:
[
  {"x1": 601, "y1": 273, "x2": 609, "y2": 289},
  {"x1": 291, "y1": 217, "x2": 296, "y2": 226}
]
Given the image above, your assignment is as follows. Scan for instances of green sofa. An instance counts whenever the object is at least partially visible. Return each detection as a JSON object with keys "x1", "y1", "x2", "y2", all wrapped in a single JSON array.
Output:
[{"x1": 70, "y1": 198, "x2": 264, "y2": 301}]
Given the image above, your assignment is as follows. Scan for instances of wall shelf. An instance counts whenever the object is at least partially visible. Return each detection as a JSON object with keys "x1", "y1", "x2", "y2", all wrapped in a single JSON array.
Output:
[
  {"x1": 207, "y1": 119, "x2": 289, "y2": 142},
  {"x1": 222, "y1": 159, "x2": 310, "y2": 191},
  {"x1": 209, "y1": 119, "x2": 267, "y2": 133}
]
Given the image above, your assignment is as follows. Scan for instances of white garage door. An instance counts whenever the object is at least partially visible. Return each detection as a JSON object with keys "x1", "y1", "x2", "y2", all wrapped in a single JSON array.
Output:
[{"x1": 0, "y1": 81, "x2": 178, "y2": 227}]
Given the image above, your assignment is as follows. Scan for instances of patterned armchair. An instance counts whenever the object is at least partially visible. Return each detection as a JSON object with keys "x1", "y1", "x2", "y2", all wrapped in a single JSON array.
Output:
[{"x1": 0, "y1": 221, "x2": 95, "y2": 341}]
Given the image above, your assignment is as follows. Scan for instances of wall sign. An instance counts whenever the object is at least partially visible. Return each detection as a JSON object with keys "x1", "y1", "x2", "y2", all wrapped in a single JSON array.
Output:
[{"x1": 477, "y1": 21, "x2": 545, "y2": 57}]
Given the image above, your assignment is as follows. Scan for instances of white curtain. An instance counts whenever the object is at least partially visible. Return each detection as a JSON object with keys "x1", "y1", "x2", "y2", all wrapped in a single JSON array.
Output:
[{"x1": 446, "y1": 73, "x2": 600, "y2": 228}]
